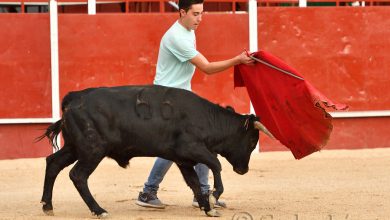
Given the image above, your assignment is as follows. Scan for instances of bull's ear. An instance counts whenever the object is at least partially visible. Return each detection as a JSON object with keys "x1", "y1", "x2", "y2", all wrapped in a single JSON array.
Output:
[
  {"x1": 254, "y1": 121, "x2": 275, "y2": 139},
  {"x1": 225, "y1": 105, "x2": 235, "y2": 112},
  {"x1": 244, "y1": 114, "x2": 258, "y2": 130}
]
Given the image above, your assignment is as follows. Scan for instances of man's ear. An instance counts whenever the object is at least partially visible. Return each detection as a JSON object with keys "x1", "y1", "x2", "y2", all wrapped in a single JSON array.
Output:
[{"x1": 179, "y1": 9, "x2": 186, "y2": 17}]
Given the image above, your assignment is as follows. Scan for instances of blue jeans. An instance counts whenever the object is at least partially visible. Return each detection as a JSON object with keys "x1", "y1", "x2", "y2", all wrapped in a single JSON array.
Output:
[{"x1": 143, "y1": 157, "x2": 210, "y2": 194}]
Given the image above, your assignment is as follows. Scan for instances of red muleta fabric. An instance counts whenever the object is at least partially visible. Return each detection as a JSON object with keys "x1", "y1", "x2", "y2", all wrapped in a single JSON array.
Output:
[{"x1": 234, "y1": 51, "x2": 348, "y2": 159}]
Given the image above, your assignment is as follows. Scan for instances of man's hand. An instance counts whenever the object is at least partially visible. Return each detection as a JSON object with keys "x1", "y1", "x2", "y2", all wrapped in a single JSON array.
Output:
[{"x1": 236, "y1": 51, "x2": 255, "y2": 65}]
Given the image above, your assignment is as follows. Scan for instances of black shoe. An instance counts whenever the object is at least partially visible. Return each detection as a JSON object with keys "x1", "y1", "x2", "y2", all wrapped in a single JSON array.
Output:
[{"x1": 135, "y1": 191, "x2": 165, "y2": 209}]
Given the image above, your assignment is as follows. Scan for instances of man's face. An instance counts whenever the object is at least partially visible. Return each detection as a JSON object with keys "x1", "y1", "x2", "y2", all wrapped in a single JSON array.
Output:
[{"x1": 180, "y1": 3, "x2": 204, "y2": 30}]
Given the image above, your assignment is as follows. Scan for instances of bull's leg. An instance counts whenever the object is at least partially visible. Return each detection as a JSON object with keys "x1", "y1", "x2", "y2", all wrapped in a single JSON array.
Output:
[
  {"x1": 176, "y1": 164, "x2": 208, "y2": 209},
  {"x1": 69, "y1": 154, "x2": 107, "y2": 218},
  {"x1": 210, "y1": 170, "x2": 223, "y2": 201},
  {"x1": 178, "y1": 146, "x2": 224, "y2": 206},
  {"x1": 41, "y1": 146, "x2": 77, "y2": 215},
  {"x1": 204, "y1": 153, "x2": 224, "y2": 202},
  {"x1": 176, "y1": 138, "x2": 224, "y2": 216},
  {"x1": 181, "y1": 147, "x2": 224, "y2": 205},
  {"x1": 176, "y1": 164, "x2": 220, "y2": 217},
  {"x1": 197, "y1": 160, "x2": 224, "y2": 209}
]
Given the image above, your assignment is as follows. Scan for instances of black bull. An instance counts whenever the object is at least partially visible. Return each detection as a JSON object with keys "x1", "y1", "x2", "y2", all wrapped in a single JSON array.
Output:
[{"x1": 38, "y1": 85, "x2": 268, "y2": 218}]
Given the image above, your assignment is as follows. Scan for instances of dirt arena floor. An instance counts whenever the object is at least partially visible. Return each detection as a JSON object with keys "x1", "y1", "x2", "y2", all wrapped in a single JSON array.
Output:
[{"x1": 0, "y1": 148, "x2": 389, "y2": 220}]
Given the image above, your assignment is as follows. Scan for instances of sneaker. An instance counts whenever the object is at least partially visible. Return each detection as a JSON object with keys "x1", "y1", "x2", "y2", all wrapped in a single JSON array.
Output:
[
  {"x1": 135, "y1": 191, "x2": 165, "y2": 209},
  {"x1": 192, "y1": 197, "x2": 227, "y2": 208}
]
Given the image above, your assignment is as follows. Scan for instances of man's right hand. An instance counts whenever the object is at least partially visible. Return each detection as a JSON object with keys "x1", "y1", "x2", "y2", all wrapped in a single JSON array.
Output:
[{"x1": 236, "y1": 51, "x2": 255, "y2": 65}]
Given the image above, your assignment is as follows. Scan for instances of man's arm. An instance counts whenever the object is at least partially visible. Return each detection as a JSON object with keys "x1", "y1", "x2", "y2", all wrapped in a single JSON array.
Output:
[{"x1": 190, "y1": 52, "x2": 254, "y2": 75}]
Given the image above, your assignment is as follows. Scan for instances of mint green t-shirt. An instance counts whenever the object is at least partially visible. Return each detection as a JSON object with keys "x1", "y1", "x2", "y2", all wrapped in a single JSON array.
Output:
[{"x1": 153, "y1": 21, "x2": 199, "y2": 91}]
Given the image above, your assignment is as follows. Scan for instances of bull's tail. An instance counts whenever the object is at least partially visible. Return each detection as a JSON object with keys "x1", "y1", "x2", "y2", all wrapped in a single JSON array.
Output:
[{"x1": 36, "y1": 119, "x2": 63, "y2": 151}]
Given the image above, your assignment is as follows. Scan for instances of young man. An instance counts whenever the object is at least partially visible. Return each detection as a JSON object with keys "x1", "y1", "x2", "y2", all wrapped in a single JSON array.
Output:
[{"x1": 136, "y1": 0, "x2": 254, "y2": 209}]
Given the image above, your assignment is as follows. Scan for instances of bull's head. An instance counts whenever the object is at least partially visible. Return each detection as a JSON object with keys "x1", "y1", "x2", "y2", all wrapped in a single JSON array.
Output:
[{"x1": 220, "y1": 114, "x2": 274, "y2": 175}]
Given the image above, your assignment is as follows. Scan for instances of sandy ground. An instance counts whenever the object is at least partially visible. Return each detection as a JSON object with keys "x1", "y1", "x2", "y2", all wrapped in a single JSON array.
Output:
[{"x1": 0, "y1": 148, "x2": 389, "y2": 220}]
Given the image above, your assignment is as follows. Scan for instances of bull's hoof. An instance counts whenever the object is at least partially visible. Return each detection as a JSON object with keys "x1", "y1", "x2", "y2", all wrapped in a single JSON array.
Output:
[
  {"x1": 41, "y1": 201, "x2": 54, "y2": 216},
  {"x1": 43, "y1": 209, "x2": 54, "y2": 216},
  {"x1": 206, "y1": 209, "x2": 221, "y2": 217},
  {"x1": 98, "y1": 212, "x2": 109, "y2": 219},
  {"x1": 92, "y1": 211, "x2": 109, "y2": 219}
]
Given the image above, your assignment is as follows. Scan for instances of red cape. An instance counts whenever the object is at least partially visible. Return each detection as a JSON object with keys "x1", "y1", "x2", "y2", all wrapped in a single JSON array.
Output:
[{"x1": 234, "y1": 51, "x2": 348, "y2": 159}]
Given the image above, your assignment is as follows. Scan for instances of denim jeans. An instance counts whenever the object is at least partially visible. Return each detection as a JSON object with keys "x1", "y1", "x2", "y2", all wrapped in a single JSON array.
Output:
[{"x1": 143, "y1": 157, "x2": 210, "y2": 194}]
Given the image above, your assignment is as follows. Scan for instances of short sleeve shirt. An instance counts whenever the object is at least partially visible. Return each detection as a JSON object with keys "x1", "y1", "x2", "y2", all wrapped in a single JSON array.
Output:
[{"x1": 153, "y1": 21, "x2": 199, "y2": 91}]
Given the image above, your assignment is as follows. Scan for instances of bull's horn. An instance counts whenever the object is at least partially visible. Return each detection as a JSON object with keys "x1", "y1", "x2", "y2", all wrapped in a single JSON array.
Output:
[{"x1": 254, "y1": 121, "x2": 275, "y2": 139}]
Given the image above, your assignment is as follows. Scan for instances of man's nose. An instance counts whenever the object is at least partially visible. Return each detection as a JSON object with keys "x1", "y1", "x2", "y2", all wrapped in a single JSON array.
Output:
[{"x1": 197, "y1": 15, "x2": 202, "y2": 22}]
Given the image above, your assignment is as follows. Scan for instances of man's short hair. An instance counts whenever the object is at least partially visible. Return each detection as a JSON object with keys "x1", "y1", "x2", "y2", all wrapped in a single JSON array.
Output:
[{"x1": 178, "y1": 0, "x2": 204, "y2": 11}]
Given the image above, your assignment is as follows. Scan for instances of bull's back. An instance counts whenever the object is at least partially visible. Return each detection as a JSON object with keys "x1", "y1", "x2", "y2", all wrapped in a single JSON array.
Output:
[
  {"x1": 61, "y1": 85, "x2": 213, "y2": 151},
  {"x1": 76, "y1": 85, "x2": 211, "y2": 119}
]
